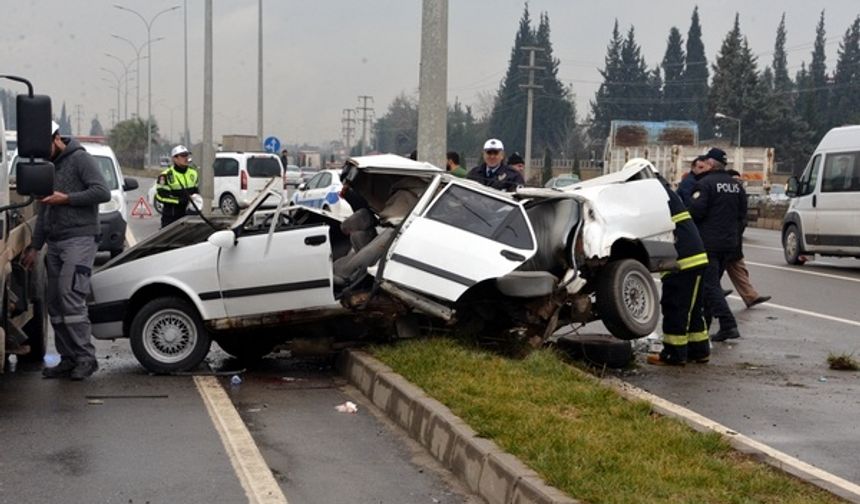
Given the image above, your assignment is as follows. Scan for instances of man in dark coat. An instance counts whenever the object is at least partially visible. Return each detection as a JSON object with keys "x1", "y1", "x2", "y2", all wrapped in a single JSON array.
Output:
[{"x1": 466, "y1": 138, "x2": 524, "y2": 192}]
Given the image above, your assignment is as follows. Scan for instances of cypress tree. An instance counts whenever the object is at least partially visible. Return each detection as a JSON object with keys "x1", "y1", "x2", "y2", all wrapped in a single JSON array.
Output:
[
  {"x1": 589, "y1": 20, "x2": 624, "y2": 143},
  {"x1": 684, "y1": 7, "x2": 711, "y2": 137},
  {"x1": 533, "y1": 12, "x2": 575, "y2": 154},
  {"x1": 58, "y1": 102, "x2": 72, "y2": 135},
  {"x1": 709, "y1": 14, "x2": 757, "y2": 145},
  {"x1": 772, "y1": 14, "x2": 792, "y2": 92},
  {"x1": 661, "y1": 27, "x2": 686, "y2": 120},
  {"x1": 808, "y1": 11, "x2": 830, "y2": 138},
  {"x1": 618, "y1": 26, "x2": 652, "y2": 120},
  {"x1": 830, "y1": 16, "x2": 860, "y2": 127}
]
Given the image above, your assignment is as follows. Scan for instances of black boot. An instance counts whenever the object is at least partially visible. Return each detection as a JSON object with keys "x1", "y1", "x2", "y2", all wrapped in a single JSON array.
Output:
[{"x1": 42, "y1": 359, "x2": 77, "y2": 379}]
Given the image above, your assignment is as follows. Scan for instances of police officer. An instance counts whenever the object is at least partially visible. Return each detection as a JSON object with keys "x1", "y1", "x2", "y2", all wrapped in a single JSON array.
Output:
[
  {"x1": 613, "y1": 160, "x2": 710, "y2": 366},
  {"x1": 687, "y1": 148, "x2": 747, "y2": 342},
  {"x1": 466, "y1": 139, "x2": 524, "y2": 191},
  {"x1": 156, "y1": 145, "x2": 199, "y2": 228}
]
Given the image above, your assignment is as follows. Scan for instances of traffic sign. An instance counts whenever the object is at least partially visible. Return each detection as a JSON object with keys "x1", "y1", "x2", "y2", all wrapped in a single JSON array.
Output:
[
  {"x1": 131, "y1": 196, "x2": 153, "y2": 218},
  {"x1": 263, "y1": 136, "x2": 281, "y2": 153}
]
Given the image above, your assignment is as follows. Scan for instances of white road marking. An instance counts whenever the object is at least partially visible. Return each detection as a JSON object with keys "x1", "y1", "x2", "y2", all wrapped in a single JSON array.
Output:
[
  {"x1": 728, "y1": 295, "x2": 860, "y2": 328},
  {"x1": 744, "y1": 244, "x2": 782, "y2": 252},
  {"x1": 194, "y1": 376, "x2": 288, "y2": 504},
  {"x1": 745, "y1": 261, "x2": 860, "y2": 284},
  {"x1": 125, "y1": 227, "x2": 137, "y2": 247}
]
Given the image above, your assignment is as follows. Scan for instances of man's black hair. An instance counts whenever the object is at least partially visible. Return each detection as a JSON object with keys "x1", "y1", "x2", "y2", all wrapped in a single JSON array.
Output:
[{"x1": 446, "y1": 151, "x2": 460, "y2": 164}]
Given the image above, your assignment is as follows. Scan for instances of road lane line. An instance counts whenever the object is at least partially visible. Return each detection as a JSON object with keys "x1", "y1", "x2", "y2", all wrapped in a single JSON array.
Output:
[
  {"x1": 744, "y1": 244, "x2": 782, "y2": 252},
  {"x1": 126, "y1": 227, "x2": 137, "y2": 247},
  {"x1": 728, "y1": 295, "x2": 860, "y2": 328},
  {"x1": 745, "y1": 261, "x2": 860, "y2": 284},
  {"x1": 194, "y1": 376, "x2": 288, "y2": 504}
]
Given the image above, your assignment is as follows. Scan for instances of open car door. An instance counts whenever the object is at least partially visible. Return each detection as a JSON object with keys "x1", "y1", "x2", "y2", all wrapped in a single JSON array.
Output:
[{"x1": 382, "y1": 183, "x2": 537, "y2": 302}]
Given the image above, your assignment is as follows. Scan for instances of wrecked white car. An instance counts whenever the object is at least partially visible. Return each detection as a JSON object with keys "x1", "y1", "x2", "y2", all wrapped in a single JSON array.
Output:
[{"x1": 89, "y1": 154, "x2": 676, "y2": 373}]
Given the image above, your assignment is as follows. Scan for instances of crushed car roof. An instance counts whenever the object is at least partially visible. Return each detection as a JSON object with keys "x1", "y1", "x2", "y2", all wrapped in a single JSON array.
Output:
[{"x1": 347, "y1": 154, "x2": 443, "y2": 173}]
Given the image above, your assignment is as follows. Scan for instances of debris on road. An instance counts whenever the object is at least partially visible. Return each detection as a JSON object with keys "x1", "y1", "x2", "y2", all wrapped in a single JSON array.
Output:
[
  {"x1": 335, "y1": 401, "x2": 358, "y2": 414},
  {"x1": 827, "y1": 353, "x2": 859, "y2": 371}
]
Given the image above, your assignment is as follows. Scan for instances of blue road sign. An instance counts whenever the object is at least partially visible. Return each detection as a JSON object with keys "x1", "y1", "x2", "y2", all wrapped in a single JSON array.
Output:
[{"x1": 263, "y1": 136, "x2": 281, "y2": 153}]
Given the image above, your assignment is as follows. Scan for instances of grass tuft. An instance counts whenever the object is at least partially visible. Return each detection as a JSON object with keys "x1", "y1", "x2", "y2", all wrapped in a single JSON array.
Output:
[
  {"x1": 827, "y1": 352, "x2": 860, "y2": 371},
  {"x1": 373, "y1": 338, "x2": 842, "y2": 504}
]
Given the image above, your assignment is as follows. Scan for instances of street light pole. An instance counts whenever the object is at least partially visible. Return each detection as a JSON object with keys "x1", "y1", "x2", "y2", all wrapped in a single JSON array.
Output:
[
  {"x1": 111, "y1": 34, "x2": 162, "y2": 119},
  {"x1": 104, "y1": 53, "x2": 133, "y2": 120},
  {"x1": 257, "y1": 0, "x2": 264, "y2": 144},
  {"x1": 114, "y1": 4, "x2": 180, "y2": 168},
  {"x1": 714, "y1": 112, "x2": 742, "y2": 147},
  {"x1": 416, "y1": 0, "x2": 448, "y2": 169},
  {"x1": 101, "y1": 76, "x2": 120, "y2": 124},
  {"x1": 184, "y1": 0, "x2": 190, "y2": 145}
]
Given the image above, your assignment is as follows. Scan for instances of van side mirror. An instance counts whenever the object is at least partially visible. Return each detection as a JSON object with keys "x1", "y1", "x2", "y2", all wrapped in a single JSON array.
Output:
[
  {"x1": 298, "y1": 182, "x2": 307, "y2": 191},
  {"x1": 16, "y1": 161, "x2": 55, "y2": 197},
  {"x1": 785, "y1": 176, "x2": 799, "y2": 198},
  {"x1": 123, "y1": 177, "x2": 140, "y2": 191},
  {"x1": 16, "y1": 94, "x2": 52, "y2": 159}
]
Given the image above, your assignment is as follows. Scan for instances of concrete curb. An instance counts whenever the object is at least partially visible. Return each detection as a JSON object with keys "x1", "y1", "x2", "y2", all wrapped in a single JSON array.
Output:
[
  {"x1": 339, "y1": 349, "x2": 860, "y2": 504},
  {"x1": 337, "y1": 350, "x2": 580, "y2": 504},
  {"x1": 603, "y1": 376, "x2": 860, "y2": 504}
]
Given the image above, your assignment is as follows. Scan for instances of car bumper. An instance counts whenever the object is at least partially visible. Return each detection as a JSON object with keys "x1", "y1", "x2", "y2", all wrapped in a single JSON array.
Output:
[{"x1": 98, "y1": 211, "x2": 127, "y2": 252}]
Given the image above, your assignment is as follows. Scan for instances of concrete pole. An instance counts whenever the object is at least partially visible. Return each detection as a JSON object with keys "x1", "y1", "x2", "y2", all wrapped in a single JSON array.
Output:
[
  {"x1": 146, "y1": 22, "x2": 153, "y2": 168},
  {"x1": 257, "y1": 0, "x2": 264, "y2": 144},
  {"x1": 184, "y1": 0, "x2": 190, "y2": 145},
  {"x1": 201, "y1": 0, "x2": 214, "y2": 213},
  {"x1": 519, "y1": 46, "x2": 544, "y2": 184},
  {"x1": 416, "y1": 0, "x2": 448, "y2": 169}
]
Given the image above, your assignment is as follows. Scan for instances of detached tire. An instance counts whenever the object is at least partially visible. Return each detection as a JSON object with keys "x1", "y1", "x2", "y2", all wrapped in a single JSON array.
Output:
[
  {"x1": 595, "y1": 259, "x2": 659, "y2": 340},
  {"x1": 130, "y1": 297, "x2": 211, "y2": 373},
  {"x1": 215, "y1": 334, "x2": 276, "y2": 362},
  {"x1": 783, "y1": 224, "x2": 806, "y2": 265}
]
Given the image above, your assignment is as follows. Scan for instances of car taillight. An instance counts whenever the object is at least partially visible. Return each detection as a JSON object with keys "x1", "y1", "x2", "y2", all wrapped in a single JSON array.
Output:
[{"x1": 241, "y1": 170, "x2": 248, "y2": 190}]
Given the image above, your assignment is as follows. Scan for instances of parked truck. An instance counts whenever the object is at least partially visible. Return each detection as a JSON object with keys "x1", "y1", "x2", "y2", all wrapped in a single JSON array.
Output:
[{"x1": 0, "y1": 79, "x2": 51, "y2": 372}]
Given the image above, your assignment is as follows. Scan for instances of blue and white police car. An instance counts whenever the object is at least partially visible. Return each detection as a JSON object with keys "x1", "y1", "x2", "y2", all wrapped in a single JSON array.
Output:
[{"x1": 291, "y1": 168, "x2": 352, "y2": 217}]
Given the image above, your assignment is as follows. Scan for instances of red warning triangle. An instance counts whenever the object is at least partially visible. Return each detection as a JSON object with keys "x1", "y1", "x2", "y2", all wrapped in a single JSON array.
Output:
[{"x1": 131, "y1": 196, "x2": 154, "y2": 218}]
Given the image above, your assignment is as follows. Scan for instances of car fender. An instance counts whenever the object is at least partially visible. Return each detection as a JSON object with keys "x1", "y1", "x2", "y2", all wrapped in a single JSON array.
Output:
[
  {"x1": 782, "y1": 210, "x2": 807, "y2": 248},
  {"x1": 127, "y1": 275, "x2": 224, "y2": 321}
]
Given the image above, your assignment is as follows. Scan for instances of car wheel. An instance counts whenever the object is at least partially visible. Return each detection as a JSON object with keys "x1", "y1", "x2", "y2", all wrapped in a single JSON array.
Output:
[
  {"x1": 215, "y1": 334, "x2": 277, "y2": 362},
  {"x1": 220, "y1": 194, "x2": 239, "y2": 215},
  {"x1": 595, "y1": 259, "x2": 659, "y2": 340},
  {"x1": 783, "y1": 224, "x2": 806, "y2": 265},
  {"x1": 556, "y1": 333, "x2": 633, "y2": 369},
  {"x1": 129, "y1": 297, "x2": 211, "y2": 373}
]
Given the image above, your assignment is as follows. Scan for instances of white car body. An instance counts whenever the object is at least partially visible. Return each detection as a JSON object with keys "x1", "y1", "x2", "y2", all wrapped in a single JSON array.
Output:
[
  {"x1": 214, "y1": 151, "x2": 284, "y2": 214},
  {"x1": 90, "y1": 154, "x2": 675, "y2": 373},
  {"x1": 285, "y1": 164, "x2": 302, "y2": 186},
  {"x1": 291, "y1": 168, "x2": 352, "y2": 218}
]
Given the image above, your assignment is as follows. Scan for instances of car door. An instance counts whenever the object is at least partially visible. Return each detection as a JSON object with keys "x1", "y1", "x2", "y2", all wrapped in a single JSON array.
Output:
[
  {"x1": 213, "y1": 157, "x2": 238, "y2": 203},
  {"x1": 216, "y1": 190, "x2": 335, "y2": 317},
  {"x1": 812, "y1": 151, "x2": 860, "y2": 254},
  {"x1": 382, "y1": 183, "x2": 537, "y2": 302},
  {"x1": 792, "y1": 154, "x2": 822, "y2": 251}
]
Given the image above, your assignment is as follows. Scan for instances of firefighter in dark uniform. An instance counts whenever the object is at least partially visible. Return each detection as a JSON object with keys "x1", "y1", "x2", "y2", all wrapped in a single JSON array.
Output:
[
  {"x1": 156, "y1": 145, "x2": 199, "y2": 228},
  {"x1": 621, "y1": 160, "x2": 710, "y2": 365},
  {"x1": 466, "y1": 138, "x2": 524, "y2": 191},
  {"x1": 687, "y1": 148, "x2": 747, "y2": 342}
]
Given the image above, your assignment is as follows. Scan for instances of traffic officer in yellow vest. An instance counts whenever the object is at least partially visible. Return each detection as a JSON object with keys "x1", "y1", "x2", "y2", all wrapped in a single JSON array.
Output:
[
  {"x1": 156, "y1": 145, "x2": 199, "y2": 228},
  {"x1": 621, "y1": 159, "x2": 710, "y2": 366}
]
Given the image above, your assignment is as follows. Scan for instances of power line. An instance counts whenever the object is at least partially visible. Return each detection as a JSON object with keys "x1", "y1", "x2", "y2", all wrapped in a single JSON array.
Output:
[
  {"x1": 341, "y1": 108, "x2": 356, "y2": 152},
  {"x1": 357, "y1": 95, "x2": 374, "y2": 156}
]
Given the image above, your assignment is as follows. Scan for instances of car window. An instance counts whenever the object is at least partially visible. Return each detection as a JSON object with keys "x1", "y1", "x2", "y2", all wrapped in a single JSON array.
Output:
[
  {"x1": 247, "y1": 157, "x2": 281, "y2": 178},
  {"x1": 425, "y1": 185, "x2": 532, "y2": 249},
  {"x1": 307, "y1": 172, "x2": 323, "y2": 189},
  {"x1": 214, "y1": 158, "x2": 239, "y2": 177},
  {"x1": 822, "y1": 152, "x2": 860, "y2": 193},
  {"x1": 318, "y1": 172, "x2": 332, "y2": 188},
  {"x1": 93, "y1": 155, "x2": 119, "y2": 190},
  {"x1": 287, "y1": 165, "x2": 300, "y2": 173},
  {"x1": 799, "y1": 154, "x2": 821, "y2": 196}
]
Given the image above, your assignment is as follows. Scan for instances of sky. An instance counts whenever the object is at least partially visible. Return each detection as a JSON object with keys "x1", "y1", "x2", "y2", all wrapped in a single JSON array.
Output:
[{"x1": 3, "y1": 1, "x2": 859, "y2": 148}]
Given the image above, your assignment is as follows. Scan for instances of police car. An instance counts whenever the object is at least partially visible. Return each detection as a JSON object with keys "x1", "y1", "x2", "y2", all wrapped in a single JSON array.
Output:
[
  {"x1": 290, "y1": 168, "x2": 352, "y2": 217},
  {"x1": 88, "y1": 155, "x2": 675, "y2": 373}
]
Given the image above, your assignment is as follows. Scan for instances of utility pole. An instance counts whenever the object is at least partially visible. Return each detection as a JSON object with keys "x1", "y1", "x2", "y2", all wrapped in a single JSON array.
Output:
[
  {"x1": 74, "y1": 105, "x2": 83, "y2": 136},
  {"x1": 357, "y1": 95, "x2": 374, "y2": 155},
  {"x1": 416, "y1": 0, "x2": 448, "y2": 169},
  {"x1": 184, "y1": 0, "x2": 190, "y2": 145},
  {"x1": 201, "y1": 0, "x2": 214, "y2": 214},
  {"x1": 342, "y1": 109, "x2": 356, "y2": 153},
  {"x1": 109, "y1": 108, "x2": 117, "y2": 128},
  {"x1": 256, "y1": 0, "x2": 263, "y2": 144},
  {"x1": 519, "y1": 46, "x2": 544, "y2": 184}
]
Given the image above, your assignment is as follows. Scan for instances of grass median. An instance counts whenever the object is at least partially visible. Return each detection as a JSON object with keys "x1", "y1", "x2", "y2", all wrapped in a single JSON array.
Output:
[{"x1": 372, "y1": 338, "x2": 842, "y2": 504}]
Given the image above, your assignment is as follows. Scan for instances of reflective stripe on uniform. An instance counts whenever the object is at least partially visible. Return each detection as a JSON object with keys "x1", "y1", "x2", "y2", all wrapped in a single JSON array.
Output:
[
  {"x1": 677, "y1": 252, "x2": 708, "y2": 271},
  {"x1": 662, "y1": 333, "x2": 688, "y2": 346},
  {"x1": 671, "y1": 211, "x2": 692, "y2": 223},
  {"x1": 687, "y1": 330, "x2": 709, "y2": 343}
]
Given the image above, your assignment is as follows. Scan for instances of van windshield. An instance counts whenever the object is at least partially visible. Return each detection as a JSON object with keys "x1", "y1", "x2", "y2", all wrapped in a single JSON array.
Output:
[
  {"x1": 93, "y1": 155, "x2": 119, "y2": 190},
  {"x1": 247, "y1": 157, "x2": 281, "y2": 178}
]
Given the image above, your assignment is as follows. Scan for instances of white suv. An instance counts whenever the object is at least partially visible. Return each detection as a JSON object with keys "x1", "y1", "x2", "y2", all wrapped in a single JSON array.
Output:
[{"x1": 214, "y1": 152, "x2": 284, "y2": 215}]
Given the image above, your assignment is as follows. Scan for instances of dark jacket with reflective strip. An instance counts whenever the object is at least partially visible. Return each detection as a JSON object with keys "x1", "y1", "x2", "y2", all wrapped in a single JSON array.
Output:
[{"x1": 657, "y1": 174, "x2": 708, "y2": 271}]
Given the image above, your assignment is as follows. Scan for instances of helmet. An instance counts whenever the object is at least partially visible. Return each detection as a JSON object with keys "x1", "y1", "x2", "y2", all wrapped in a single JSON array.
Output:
[
  {"x1": 483, "y1": 138, "x2": 504, "y2": 151},
  {"x1": 171, "y1": 145, "x2": 190, "y2": 157}
]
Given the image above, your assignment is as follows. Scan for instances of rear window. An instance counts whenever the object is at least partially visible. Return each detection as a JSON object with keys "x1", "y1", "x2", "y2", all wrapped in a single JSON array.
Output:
[
  {"x1": 425, "y1": 185, "x2": 532, "y2": 249},
  {"x1": 93, "y1": 155, "x2": 119, "y2": 190},
  {"x1": 247, "y1": 157, "x2": 281, "y2": 178},
  {"x1": 214, "y1": 158, "x2": 239, "y2": 177}
]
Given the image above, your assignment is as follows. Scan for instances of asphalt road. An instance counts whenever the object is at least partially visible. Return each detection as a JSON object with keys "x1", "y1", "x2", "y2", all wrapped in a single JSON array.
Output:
[{"x1": 622, "y1": 226, "x2": 860, "y2": 484}]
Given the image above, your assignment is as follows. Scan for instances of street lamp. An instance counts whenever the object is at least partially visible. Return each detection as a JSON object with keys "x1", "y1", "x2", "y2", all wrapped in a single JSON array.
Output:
[
  {"x1": 100, "y1": 76, "x2": 121, "y2": 126},
  {"x1": 111, "y1": 34, "x2": 163, "y2": 119},
  {"x1": 714, "y1": 112, "x2": 741, "y2": 147},
  {"x1": 114, "y1": 4, "x2": 180, "y2": 167},
  {"x1": 104, "y1": 53, "x2": 135, "y2": 120}
]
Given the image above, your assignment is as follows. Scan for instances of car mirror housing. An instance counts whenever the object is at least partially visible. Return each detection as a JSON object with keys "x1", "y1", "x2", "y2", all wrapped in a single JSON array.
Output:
[
  {"x1": 16, "y1": 160, "x2": 54, "y2": 197},
  {"x1": 298, "y1": 182, "x2": 307, "y2": 191},
  {"x1": 208, "y1": 229, "x2": 237, "y2": 249},
  {"x1": 785, "y1": 176, "x2": 799, "y2": 198},
  {"x1": 123, "y1": 177, "x2": 140, "y2": 191}
]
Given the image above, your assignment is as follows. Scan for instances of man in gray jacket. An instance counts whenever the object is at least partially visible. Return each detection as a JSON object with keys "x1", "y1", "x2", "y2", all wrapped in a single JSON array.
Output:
[{"x1": 22, "y1": 121, "x2": 110, "y2": 380}]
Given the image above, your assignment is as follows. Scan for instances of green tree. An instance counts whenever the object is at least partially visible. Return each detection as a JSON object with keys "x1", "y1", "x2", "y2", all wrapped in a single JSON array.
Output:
[
  {"x1": 108, "y1": 117, "x2": 159, "y2": 169},
  {"x1": 373, "y1": 93, "x2": 418, "y2": 155},
  {"x1": 532, "y1": 12, "x2": 575, "y2": 154},
  {"x1": 57, "y1": 102, "x2": 72, "y2": 135},
  {"x1": 683, "y1": 7, "x2": 711, "y2": 137},
  {"x1": 618, "y1": 26, "x2": 652, "y2": 120},
  {"x1": 807, "y1": 11, "x2": 830, "y2": 138},
  {"x1": 661, "y1": 27, "x2": 686, "y2": 120},
  {"x1": 447, "y1": 99, "x2": 483, "y2": 159},
  {"x1": 589, "y1": 20, "x2": 624, "y2": 143},
  {"x1": 772, "y1": 14, "x2": 792, "y2": 91},
  {"x1": 830, "y1": 16, "x2": 860, "y2": 127},
  {"x1": 89, "y1": 115, "x2": 105, "y2": 137}
]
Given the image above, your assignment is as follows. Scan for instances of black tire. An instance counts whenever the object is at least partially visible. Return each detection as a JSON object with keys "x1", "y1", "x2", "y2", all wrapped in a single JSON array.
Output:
[
  {"x1": 20, "y1": 299, "x2": 48, "y2": 363},
  {"x1": 129, "y1": 297, "x2": 211, "y2": 373},
  {"x1": 557, "y1": 333, "x2": 633, "y2": 369},
  {"x1": 220, "y1": 194, "x2": 239, "y2": 215},
  {"x1": 595, "y1": 259, "x2": 660, "y2": 340},
  {"x1": 215, "y1": 334, "x2": 276, "y2": 362},
  {"x1": 783, "y1": 224, "x2": 806, "y2": 265}
]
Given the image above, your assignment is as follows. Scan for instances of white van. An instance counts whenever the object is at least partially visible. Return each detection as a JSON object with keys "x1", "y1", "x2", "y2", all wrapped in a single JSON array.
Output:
[
  {"x1": 213, "y1": 152, "x2": 284, "y2": 214},
  {"x1": 783, "y1": 125, "x2": 860, "y2": 264}
]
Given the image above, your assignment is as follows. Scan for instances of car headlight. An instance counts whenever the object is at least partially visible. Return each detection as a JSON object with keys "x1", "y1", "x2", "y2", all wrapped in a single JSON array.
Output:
[{"x1": 99, "y1": 195, "x2": 122, "y2": 213}]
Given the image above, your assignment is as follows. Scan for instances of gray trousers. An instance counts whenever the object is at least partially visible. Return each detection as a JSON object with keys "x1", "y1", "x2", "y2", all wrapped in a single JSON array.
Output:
[{"x1": 46, "y1": 236, "x2": 98, "y2": 364}]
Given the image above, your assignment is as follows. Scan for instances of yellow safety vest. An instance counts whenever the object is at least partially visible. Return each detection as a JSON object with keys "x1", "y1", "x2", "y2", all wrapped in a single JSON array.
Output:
[{"x1": 156, "y1": 166, "x2": 199, "y2": 205}]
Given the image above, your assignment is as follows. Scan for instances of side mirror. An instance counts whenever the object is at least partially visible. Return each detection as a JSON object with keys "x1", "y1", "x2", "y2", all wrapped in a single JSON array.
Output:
[
  {"x1": 16, "y1": 161, "x2": 54, "y2": 197},
  {"x1": 298, "y1": 182, "x2": 307, "y2": 191},
  {"x1": 208, "y1": 229, "x2": 237, "y2": 249},
  {"x1": 123, "y1": 177, "x2": 140, "y2": 191},
  {"x1": 785, "y1": 176, "x2": 799, "y2": 198},
  {"x1": 16, "y1": 94, "x2": 52, "y2": 159}
]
